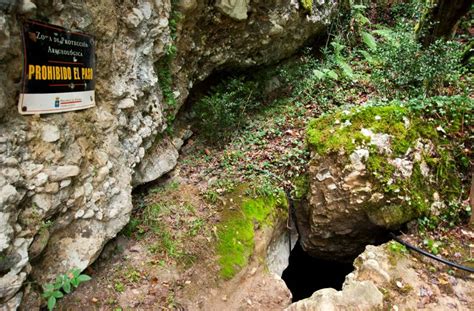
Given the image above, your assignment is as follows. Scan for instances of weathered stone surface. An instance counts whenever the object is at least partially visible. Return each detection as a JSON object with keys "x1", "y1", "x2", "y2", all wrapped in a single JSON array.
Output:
[
  {"x1": 18, "y1": 0, "x2": 36, "y2": 14},
  {"x1": 216, "y1": 0, "x2": 250, "y2": 20},
  {"x1": 44, "y1": 165, "x2": 80, "y2": 182},
  {"x1": 288, "y1": 242, "x2": 474, "y2": 310},
  {"x1": 0, "y1": 0, "x2": 336, "y2": 307},
  {"x1": 266, "y1": 221, "x2": 298, "y2": 277},
  {"x1": 298, "y1": 105, "x2": 462, "y2": 261},
  {"x1": 295, "y1": 150, "x2": 386, "y2": 261},
  {"x1": 132, "y1": 137, "x2": 179, "y2": 186},
  {"x1": 286, "y1": 280, "x2": 383, "y2": 311},
  {"x1": 41, "y1": 125, "x2": 60, "y2": 143}
]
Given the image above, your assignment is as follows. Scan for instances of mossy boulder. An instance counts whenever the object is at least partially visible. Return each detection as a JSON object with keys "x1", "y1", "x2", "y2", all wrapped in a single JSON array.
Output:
[{"x1": 299, "y1": 100, "x2": 471, "y2": 260}]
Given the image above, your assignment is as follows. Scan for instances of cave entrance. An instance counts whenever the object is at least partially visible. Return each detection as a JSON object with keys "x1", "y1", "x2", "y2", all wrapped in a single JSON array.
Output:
[{"x1": 281, "y1": 241, "x2": 354, "y2": 302}]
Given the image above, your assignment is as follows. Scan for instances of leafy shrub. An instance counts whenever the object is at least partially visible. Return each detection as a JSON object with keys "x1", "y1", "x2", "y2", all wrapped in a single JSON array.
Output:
[
  {"x1": 42, "y1": 269, "x2": 91, "y2": 310},
  {"x1": 193, "y1": 77, "x2": 261, "y2": 141},
  {"x1": 366, "y1": 29, "x2": 464, "y2": 97}
]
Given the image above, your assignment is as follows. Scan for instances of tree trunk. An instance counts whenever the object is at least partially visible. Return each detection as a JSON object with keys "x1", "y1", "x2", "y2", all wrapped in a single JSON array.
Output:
[{"x1": 416, "y1": 0, "x2": 472, "y2": 47}]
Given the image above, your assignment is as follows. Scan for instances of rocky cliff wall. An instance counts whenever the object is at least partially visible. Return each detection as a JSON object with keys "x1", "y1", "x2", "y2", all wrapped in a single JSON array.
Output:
[{"x1": 0, "y1": 0, "x2": 336, "y2": 308}]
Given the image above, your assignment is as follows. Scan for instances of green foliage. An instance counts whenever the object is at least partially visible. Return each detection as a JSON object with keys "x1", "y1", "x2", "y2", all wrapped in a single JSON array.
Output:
[
  {"x1": 423, "y1": 238, "x2": 442, "y2": 255},
  {"x1": 312, "y1": 68, "x2": 339, "y2": 82},
  {"x1": 375, "y1": 36, "x2": 463, "y2": 96},
  {"x1": 361, "y1": 31, "x2": 377, "y2": 50},
  {"x1": 325, "y1": 40, "x2": 355, "y2": 80},
  {"x1": 193, "y1": 77, "x2": 261, "y2": 141},
  {"x1": 114, "y1": 281, "x2": 125, "y2": 293},
  {"x1": 203, "y1": 189, "x2": 219, "y2": 203},
  {"x1": 125, "y1": 268, "x2": 141, "y2": 283},
  {"x1": 329, "y1": 1, "x2": 467, "y2": 98},
  {"x1": 291, "y1": 174, "x2": 309, "y2": 200},
  {"x1": 42, "y1": 269, "x2": 91, "y2": 310},
  {"x1": 122, "y1": 217, "x2": 140, "y2": 238},
  {"x1": 388, "y1": 241, "x2": 408, "y2": 254},
  {"x1": 390, "y1": 0, "x2": 423, "y2": 22},
  {"x1": 300, "y1": 0, "x2": 313, "y2": 13},
  {"x1": 347, "y1": 15, "x2": 465, "y2": 98},
  {"x1": 188, "y1": 218, "x2": 204, "y2": 237},
  {"x1": 418, "y1": 199, "x2": 472, "y2": 232},
  {"x1": 156, "y1": 54, "x2": 177, "y2": 125},
  {"x1": 156, "y1": 0, "x2": 182, "y2": 126}
]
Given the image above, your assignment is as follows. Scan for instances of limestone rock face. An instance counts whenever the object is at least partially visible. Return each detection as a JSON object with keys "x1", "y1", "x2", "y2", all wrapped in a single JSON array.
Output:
[
  {"x1": 0, "y1": 0, "x2": 336, "y2": 307},
  {"x1": 295, "y1": 151, "x2": 387, "y2": 261},
  {"x1": 298, "y1": 105, "x2": 464, "y2": 261},
  {"x1": 286, "y1": 280, "x2": 384, "y2": 311},
  {"x1": 287, "y1": 243, "x2": 474, "y2": 310},
  {"x1": 132, "y1": 137, "x2": 179, "y2": 186}
]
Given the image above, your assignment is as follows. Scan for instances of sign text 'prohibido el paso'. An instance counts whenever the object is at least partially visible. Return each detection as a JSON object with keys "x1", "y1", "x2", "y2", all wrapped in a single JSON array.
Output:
[{"x1": 19, "y1": 19, "x2": 96, "y2": 115}]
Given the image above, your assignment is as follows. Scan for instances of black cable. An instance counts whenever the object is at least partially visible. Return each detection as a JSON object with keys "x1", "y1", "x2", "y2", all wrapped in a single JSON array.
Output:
[{"x1": 390, "y1": 233, "x2": 474, "y2": 273}]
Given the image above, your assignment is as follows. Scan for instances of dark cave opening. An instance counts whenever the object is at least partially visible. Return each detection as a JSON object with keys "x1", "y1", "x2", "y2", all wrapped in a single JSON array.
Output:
[{"x1": 281, "y1": 241, "x2": 354, "y2": 303}]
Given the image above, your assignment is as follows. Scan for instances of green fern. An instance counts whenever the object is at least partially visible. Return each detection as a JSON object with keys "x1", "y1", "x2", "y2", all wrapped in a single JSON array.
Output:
[{"x1": 361, "y1": 31, "x2": 377, "y2": 50}]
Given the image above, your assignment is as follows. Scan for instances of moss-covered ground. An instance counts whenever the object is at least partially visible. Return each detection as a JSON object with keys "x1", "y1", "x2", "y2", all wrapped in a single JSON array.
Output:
[{"x1": 216, "y1": 185, "x2": 287, "y2": 279}]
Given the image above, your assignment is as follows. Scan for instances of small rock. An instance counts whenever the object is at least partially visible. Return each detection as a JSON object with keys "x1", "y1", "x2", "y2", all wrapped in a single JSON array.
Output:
[
  {"x1": 96, "y1": 166, "x2": 109, "y2": 183},
  {"x1": 60, "y1": 179, "x2": 71, "y2": 188},
  {"x1": 75, "y1": 209, "x2": 85, "y2": 219},
  {"x1": 44, "y1": 182, "x2": 59, "y2": 194},
  {"x1": 0, "y1": 184, "x2": 18, "y2": 205},
  {"x1": 180, "y1": 0, "x2": 197, "y2": 11},
  {"x1": 2, "y1": 168, "x2": 20, "y2": 184},
  {"x1": 33, "y1": 172, "x2": 48, "y2": 187},
  {"x1": 3, "y1": 157, "x2": 18, "y2": 166},
  {"x1": 45, "y1": 165, "x2": 80, "y2": 182},
  {"x1": 83, "y1": 209, "x2": 95, "y2": 219},
  {"x1": 41, "y1": 125, "x2": 60, "y2": 143},
  {"x1": 315, "y1": 168, "x2": 332, "y2": 182},
  {"x1": 84, "y1": 182, "x2": 93, "y2": 197},
  {"x1": 207, "y1": 176, "x2": 218, "y2": 186},
  {"x1": 126, "y1": 8, "x2": 144, "y2": 28},
  {"x1": 18, "y1": 0, "x2": 37, "y2": 14},
  {"x1": 216, "y1": 0, "x2": 250, "y2": 20},
  {"x1": 32, "y1": 194, "x2": 52, "y2": 212},
  {"x1": 118, "y1": 98, "x2": 135, "y2": 109}
]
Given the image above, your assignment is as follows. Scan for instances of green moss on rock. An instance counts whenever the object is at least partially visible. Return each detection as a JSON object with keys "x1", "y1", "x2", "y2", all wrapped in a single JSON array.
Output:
[
  {"x1": 306, "y1": 100, "x2": 471, "y2": 228},
  {"x1": 216, "y1": 184, "x2": 287, "y2": 279},
  {"x1": 292, "y1": 174, "x2": 310, "y2": 200},
  {"x1": 300, "y1": 0, "x2": 313, "y2": 13},
  {"x1": 307, "y1": 105, "x2": 438, "y2": 156}
]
